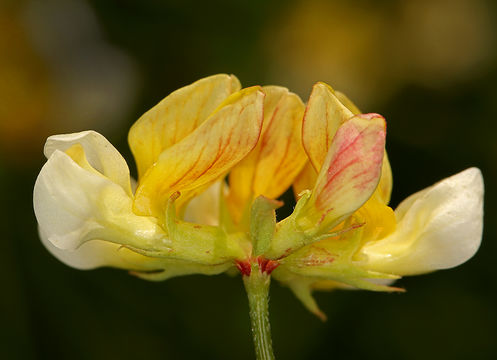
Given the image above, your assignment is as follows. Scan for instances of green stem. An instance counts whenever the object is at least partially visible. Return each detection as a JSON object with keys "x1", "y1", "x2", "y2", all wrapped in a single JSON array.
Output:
[{"x1": 243, "y1": 266, "x2": 275, "y2": 360}]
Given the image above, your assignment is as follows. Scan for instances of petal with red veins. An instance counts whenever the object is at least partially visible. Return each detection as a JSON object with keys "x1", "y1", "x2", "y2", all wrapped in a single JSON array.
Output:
[
  {"x1": 301, "y1": 113, "x2": 386, "y2": 232},
  {"x1": 302, "y1": 82, "x2": 355, "y2": 171},
  {"x1": 228, "y1": 86, "x2": 307, "y2": 220},
  {"x1": 133, "y1": 86, "x2": 265, "y2": 218},
  {"x1": 129, "y1": 74, "x2": 241, "y2": 177}
]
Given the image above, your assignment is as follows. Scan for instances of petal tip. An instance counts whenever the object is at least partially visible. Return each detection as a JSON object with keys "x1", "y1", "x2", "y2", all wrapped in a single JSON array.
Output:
[{"x1": 358, "y1": 113, "x2": 384, "y2": 121}]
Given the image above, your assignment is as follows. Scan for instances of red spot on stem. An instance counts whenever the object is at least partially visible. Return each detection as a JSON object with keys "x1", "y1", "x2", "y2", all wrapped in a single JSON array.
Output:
[
  {"x1": 257, "y1": 257, "x2": 280, "y2": 275},
  {"x1": 236, "y1": 257, "x2": 280, "y2": 276},
  {"x1": 236, "y1": 260, "x2": 252, "y2": 276}
]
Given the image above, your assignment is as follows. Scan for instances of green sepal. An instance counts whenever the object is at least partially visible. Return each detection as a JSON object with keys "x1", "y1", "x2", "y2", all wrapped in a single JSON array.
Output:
[
  {"x1": 250, "y1": 196, "x2": 283, "y2": 256},
  {"x1": 264, "y1": 191, "x2": 312, "y2": 259},
  {"x1": 129, "y1": 193, "x2": 249, "y2": 266},
  {"x1": 265, "y1": 191, "x2": 351, "y2": 259},
  {"x1": 165, "y1": 193, "x2": 248, "y2": 264},
  {"x1": 284, "y1": 261, "x2": 402, "y2": 292},
  {"x1": 129, "y1": 259, "x2": 233, "y2": 282},
  {"x1": 272, "y1": 266, "x2": 327, "y2": 321},
  {"x1": 278, "y1": 223, "x2": 403, "y2": 293}
]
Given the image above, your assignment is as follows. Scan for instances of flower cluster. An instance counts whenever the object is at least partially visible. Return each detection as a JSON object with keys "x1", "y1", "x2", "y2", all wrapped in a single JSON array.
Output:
[{"x1": 34, "y1": 74, "x2": 483, "y2": 318}]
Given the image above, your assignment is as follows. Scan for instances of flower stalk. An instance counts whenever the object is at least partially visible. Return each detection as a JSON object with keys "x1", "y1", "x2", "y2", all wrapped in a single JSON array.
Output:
[{"x1": 242, "y1": 261, "x2": 275, "y2": 360}]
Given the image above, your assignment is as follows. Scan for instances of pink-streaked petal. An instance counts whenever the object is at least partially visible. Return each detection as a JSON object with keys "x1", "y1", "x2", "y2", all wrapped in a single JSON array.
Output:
[{"x1": 303, "y1": 113, "x2": 386, "y2": 231}]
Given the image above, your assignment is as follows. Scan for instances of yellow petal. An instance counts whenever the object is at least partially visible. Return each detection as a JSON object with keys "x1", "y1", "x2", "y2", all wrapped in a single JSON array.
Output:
[
  {"x1": 228, "y1": 86, "x2": 307, "y2": 220},
  {"x1": 302, "y1": 82, "x2": 354, "y2": 171},
  {"x1": 302, "y1": 114, "x2": 386, "y2": 232},
  {"x1": 334, "y1": 90, "x2": 361, "y2": 115},
  {"x1": 128, "y1": 74, "x2": 241, "y2": 177},
  {"x1": 375, "y1": 151, "x2": 393, "y2": 204},
  {"x1": 182, "y1": 181, "x2": 224, "y2": 226},
  {"x1": 133, "y1": 86, "x2": 265, "y2": 217},
  {"x1": 292, "y1": 161, "x2": 318, "y2": 199},
  {"x1": 353, "y1": 197, "x2": 396, "y2": 244}
]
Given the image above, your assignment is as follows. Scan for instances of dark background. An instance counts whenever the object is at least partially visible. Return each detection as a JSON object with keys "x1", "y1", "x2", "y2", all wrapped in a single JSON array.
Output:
[{"x1": 1, "y1": 0, "x2": 497, "y2": 359}]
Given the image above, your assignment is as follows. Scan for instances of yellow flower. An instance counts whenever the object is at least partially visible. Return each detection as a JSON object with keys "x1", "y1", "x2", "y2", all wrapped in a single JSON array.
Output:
[
  {"x1": 34, "y1": 75, "x2": 483, "y2": 322},
  {"x1": 34, "y1": 74, "x2": 265, "y2": 278},
  {"x1": 258, "y1": 82, "x2": 484, "y2": 319}
]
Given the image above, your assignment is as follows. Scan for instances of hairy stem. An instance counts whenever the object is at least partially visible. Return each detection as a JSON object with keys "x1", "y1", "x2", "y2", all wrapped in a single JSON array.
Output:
[{"x1": 243, "y1": 266, "x2": 275, "y2": 360}]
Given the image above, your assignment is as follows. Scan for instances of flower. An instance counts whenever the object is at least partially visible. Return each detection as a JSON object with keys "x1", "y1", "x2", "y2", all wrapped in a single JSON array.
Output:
[
  {"x1": 34, "y1": 74, "x2": 265, "y2": 279},
  {"x1": 34, "y1": 75, "x2": 484, "y2": 320},
  {"x1": 260, "y1": 82, "x2": 484, "y2": 319}
]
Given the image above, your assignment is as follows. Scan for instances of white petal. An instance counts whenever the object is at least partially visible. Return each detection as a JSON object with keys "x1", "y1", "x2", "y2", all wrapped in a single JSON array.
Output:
[
  {"x1": 44, "y1": 131, "x2": 132, "y2": 196},
  {"x1": 34, "y1": 150, "x2": 166, "y2": 253},
  {"x1": 361, "y1": 168, "x2": 484, "y2": 275}
]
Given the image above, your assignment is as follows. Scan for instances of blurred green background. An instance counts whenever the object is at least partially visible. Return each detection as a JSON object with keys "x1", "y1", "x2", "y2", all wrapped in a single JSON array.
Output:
[{"x1": 1, "y1": 0, "x2": 497, "y2": 359}]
